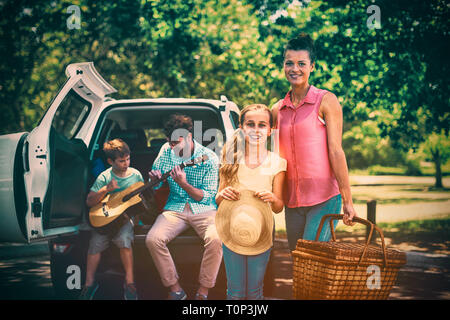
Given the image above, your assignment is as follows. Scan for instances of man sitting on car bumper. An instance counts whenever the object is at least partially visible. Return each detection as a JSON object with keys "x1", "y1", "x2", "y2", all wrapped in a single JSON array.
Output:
[{"x1": 146, "y1": 114, "x2": 222, "y2": 300}]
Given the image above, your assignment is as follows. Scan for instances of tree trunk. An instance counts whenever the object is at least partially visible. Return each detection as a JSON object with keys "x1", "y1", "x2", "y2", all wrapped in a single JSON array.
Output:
[{"x1": 433, "y1": 149, "x2": 443, "y2": 188}]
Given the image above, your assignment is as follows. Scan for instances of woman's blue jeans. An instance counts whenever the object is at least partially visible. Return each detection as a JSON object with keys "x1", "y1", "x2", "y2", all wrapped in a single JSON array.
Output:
[
  {"x1": 222, "y1": 244, "x2": 271, "y2": 300},
  {"x1": 285, "y1": 194, "x2": 342, "y2": 252}
]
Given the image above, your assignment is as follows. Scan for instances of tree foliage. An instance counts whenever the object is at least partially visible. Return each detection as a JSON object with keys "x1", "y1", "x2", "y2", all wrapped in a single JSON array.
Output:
[{"x1": 0, "y1": 0, "x2": 448, "y2": 178}]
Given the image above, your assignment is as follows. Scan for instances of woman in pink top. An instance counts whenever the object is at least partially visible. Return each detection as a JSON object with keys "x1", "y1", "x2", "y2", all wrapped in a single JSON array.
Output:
[{"x1": 272, "y1": 33, "x2": 357, "y2": 252}]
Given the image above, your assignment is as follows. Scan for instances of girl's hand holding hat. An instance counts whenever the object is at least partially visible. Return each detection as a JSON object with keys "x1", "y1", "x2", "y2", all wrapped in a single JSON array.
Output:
[
  {"x1": 254, "y1": 190, "x2": 276, "y2": 203},
  {"x1": 254, "y1": 189, "x2": 284, "y2": 213},
  {"x1": 219, "y1": 187, "x2": 240, "y2": 201}
]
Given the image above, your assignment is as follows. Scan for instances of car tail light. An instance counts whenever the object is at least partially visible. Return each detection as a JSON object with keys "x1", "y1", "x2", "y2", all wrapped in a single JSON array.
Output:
[{"x1": 52, "y1": 243, "x2": 71, "y2": 254}]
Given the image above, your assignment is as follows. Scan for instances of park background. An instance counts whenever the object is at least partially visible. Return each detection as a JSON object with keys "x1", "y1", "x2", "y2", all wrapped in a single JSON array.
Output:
[{"x1": 0, "y1": 0, "x2": 449, "y2": 298}]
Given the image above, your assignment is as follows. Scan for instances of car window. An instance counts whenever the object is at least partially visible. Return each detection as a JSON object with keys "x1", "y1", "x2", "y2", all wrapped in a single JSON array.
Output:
[
  {"x1": 229, "y1": 111, "x2": 239, "y2": 129},
  {"x1": 146, "y1": 128, "x2": 165, "y2": 143},
  {"x1": 51, "y1": 89, "x2": 91, "y2": 139}
]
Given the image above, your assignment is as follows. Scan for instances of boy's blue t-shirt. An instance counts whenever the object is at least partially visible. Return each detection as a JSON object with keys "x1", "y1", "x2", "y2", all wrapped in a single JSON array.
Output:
[{"x1": 90, "y1": 167, "x2": 144, "y2": 194}]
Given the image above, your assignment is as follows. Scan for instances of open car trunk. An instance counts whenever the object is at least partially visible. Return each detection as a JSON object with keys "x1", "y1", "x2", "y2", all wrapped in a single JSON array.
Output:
[{"x1": 86, "y1": 103, "x2": 226, "y2": 228}]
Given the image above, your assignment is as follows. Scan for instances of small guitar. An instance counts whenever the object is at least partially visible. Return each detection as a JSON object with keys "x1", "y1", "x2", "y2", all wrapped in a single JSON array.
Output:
[{"x1": 89, "y1": 154, "x2": 209, "y2": 234}]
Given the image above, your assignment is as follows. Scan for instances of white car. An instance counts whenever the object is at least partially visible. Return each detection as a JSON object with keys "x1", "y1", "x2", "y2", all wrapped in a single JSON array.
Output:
[
  {"x1": 0, "y1": 62, "x2": 240, "y2": 244},
  {"x1": 0, "y1": 62, "x2": 276, "y2": 299}
]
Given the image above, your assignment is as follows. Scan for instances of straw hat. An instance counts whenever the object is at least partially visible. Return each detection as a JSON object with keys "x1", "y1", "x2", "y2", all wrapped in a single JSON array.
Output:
[{"x1": 216, "y1": 189, "x2": 273, "y2": 255}]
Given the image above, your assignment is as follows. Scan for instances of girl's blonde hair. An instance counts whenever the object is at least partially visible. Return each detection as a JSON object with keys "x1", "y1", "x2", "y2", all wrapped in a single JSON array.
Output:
[{"x1": 219, "y1": 104, "x2": 273, "y2": 187}]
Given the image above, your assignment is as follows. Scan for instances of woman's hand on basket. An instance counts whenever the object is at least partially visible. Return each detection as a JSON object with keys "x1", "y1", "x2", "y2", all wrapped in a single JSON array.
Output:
[{"x1": 342, "y1": 202, "x2": 357, "y2": 226}]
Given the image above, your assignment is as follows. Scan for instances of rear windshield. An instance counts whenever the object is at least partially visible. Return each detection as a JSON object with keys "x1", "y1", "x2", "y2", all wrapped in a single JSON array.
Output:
[{"x1": 89, "y1": 105, "x2": 226, "y2": 179}]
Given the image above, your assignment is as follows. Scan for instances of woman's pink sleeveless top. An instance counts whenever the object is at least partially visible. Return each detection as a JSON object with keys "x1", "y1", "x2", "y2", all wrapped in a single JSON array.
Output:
[{"x1": 277, "y1": 85, "x2": 340, "y2": 208}]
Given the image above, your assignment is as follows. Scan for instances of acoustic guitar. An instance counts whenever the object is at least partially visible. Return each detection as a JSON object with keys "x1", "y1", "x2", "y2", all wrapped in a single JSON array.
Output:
[{"x1": 89, "y1": 154, "x2": 209, "y2": 235}]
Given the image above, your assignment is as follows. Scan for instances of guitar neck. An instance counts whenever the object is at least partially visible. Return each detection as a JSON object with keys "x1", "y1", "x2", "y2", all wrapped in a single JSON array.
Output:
[
  {"x1": 122, "y1": 162, "x2": 187, "y2": 201},
  {"x1": 151, "y1": 162, "x2": 187, "y2": 187}
]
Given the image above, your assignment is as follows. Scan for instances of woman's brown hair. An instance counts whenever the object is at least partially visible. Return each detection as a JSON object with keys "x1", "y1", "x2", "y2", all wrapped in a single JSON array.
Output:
[{"x1": 284, "y1": 32, "x2": 316, "y2": 63}]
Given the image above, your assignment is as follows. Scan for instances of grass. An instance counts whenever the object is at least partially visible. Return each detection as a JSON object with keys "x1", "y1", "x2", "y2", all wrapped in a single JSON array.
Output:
[
  {"x1": 378, "y1": 218, "x2": 450, "y2": 233},
  {"x1": 349, "y1": 178, "x2": 450, "y2": 205},
  {"x1": 350, "y1": 162, "x2": 450, "y2": 177},
  {"x1": 335, "y1": 217, "x2": 450, "y2": 254},
  {"x1": 368, "y1": 165, "x2": 406, "y2": 176},
  {"x1": 336, "y1": 217, "x2": 450, "y2": 233}
]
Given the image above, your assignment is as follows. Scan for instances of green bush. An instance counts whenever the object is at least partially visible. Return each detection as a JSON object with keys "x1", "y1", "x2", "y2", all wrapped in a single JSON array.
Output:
[{"x1": 405, "y1": 160, "x2": 423, "y2": 176}]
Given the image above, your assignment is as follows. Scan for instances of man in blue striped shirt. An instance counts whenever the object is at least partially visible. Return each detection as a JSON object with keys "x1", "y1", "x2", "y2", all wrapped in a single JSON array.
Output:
[{"x1": 145, "y1": 114, "x2": 222, "y2": 300}]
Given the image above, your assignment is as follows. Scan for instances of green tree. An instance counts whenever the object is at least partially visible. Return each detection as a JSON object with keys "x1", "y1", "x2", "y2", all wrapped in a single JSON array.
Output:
[
  {"x1": 420, "y1": 131, "x2": 450, "y2": 188},
  {"x1": 0, "y1": 0, "x2": 145, "y2": 134},
  {"x1": 2, "y1": 0, "x2": 447, "y2": 188},
  {"x1": 260, "y1": 0, "x2": 448, "y2": 178},
  {"x1": 1, "y1": 0, "x2": 281, "y2": 135},
  {"x1": 318, "y1": 0, "x2": 449, "y2": 183},
  {"x1": 0, "y1": 1, "x2": 62, "y2": 134},
  {"x1": 132, "y1": 0, "x2": 277, "y2": 107}
]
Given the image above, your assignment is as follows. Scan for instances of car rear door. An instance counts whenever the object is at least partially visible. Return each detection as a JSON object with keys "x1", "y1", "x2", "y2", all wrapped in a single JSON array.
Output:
[{"x1": 0, "y1": 62, "x2": 116, "y2": 243}]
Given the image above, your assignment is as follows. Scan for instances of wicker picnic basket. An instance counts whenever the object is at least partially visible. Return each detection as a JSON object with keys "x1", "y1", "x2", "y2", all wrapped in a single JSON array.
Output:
[{"x1": 292, "y1": 214, "x2": 406, "y2": 300}]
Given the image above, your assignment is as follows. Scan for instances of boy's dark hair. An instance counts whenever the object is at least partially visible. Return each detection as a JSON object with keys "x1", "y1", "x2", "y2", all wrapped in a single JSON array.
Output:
[
  {"x1": 103, "y1": 138, "x2": 130, "y2": 161},
  {"x1": 163, "y1": 114, "x2": 193, "y2": 138},
  {"x1": 284, "y1": 32, "x2": 316, "y2": 63}
]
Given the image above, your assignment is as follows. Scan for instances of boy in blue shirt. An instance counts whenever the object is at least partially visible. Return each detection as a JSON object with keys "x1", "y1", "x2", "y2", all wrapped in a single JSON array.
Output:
[{"x1": 79, "y1": 139, "x2": 143, "y2": 300}]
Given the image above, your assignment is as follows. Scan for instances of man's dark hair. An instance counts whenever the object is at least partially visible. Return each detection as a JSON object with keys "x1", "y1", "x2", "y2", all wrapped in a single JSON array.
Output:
[
  {"x1": 284, "y1": 32, "x2": 316, "y2": 63},
  {"x1": 163, "y1": 113, "x2": 193, "y2": 138}
]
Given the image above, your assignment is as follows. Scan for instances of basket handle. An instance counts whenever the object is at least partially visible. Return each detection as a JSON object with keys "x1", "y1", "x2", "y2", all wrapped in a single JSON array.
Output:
[{"x1": 315, "y1": 214, "x2": 388, "y2": 267}]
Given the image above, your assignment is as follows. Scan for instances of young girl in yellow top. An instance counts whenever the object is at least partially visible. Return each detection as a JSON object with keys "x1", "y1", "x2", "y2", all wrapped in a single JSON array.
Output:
[{"x1": 216, "y1": 104, "x2": 286, "y2": 300}]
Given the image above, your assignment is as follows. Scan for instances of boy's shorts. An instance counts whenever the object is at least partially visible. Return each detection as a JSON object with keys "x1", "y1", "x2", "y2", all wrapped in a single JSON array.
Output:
[{"x1": 88, "y1": 220, "x2": 134, "y2": 255}]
